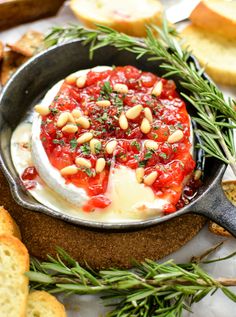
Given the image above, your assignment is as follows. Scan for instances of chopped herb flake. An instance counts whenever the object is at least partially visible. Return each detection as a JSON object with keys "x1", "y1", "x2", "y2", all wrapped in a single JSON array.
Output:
[
  {"x1": 138, "y1": 160, "x2": 146, "y2": 168},
  {"x1": 52, "y1": 139, "x2": 65, "y2": 146},
  {"x1": 131, "y1": 140, "x2": 141, "y2": 151},
  {"x1": 50, "y1": 108, "x2": 59, "y2": 115},
  {"x1": 113, "y1": 96, "x2": 123, "y2": 114},
  {"x1": 94, "y1": 142, "x2": 102, "y2": 154},
  {"x1": 159, "y1": 152, "x2": 168, "y2": 159},
  {"x1": 84, "y1": 168, "x2": 93, "y2": 177},
  {"x1": 144, "y1": 150, "x2": 154, "y2": 160},
  {"x1": 80, "y1": 143, "x2": 90, "y2": 155},
  {"x1": 70, "y1": 139, "x2": 78, "y2": 151},
  {"x1": 100, "y1": 81, "x2": 113, "y2": 98},
  {"x1": 177, "y1": 123, "x2": 184, "y2": 130}
]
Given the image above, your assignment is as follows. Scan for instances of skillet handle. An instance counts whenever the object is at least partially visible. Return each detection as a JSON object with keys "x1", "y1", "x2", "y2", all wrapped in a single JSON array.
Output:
[{"x1": 192, "y1": 179, "x2": 236, "y2": 237}]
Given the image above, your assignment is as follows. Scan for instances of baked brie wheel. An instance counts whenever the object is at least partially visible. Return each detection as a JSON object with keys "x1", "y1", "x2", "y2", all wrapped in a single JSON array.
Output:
[{"x1": 12, "y1": 65, "x2": 197, "y2": 222}]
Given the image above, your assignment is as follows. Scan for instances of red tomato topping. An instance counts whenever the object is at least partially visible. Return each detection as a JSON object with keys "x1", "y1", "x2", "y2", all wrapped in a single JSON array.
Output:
[
  {"x1": 83, "y1": 195, "x2": 112, "y2": 212},
  {"x1": 38, "y1": 65, "x2": 196, "y2": 213},
  {"x1": 21, "y1": 167, "x2": 38, "y2": 191},
  {"x1": 21, "y1": 166, "x2": 38, "y2": 181}
]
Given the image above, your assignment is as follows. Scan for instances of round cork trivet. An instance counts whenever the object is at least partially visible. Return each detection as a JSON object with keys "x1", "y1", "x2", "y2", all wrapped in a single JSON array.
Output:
[{"x1": 0, "y1": 171, "x2": 206, "y2": 269}]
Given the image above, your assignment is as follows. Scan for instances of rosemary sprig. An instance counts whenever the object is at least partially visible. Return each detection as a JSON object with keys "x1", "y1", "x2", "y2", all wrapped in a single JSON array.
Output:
[
  {"x1": 27, "y1": 247, "x2": 236, "y2": 316},
  {"x1": 45, "y1": 21, "x2": 236, "y2": 175}
]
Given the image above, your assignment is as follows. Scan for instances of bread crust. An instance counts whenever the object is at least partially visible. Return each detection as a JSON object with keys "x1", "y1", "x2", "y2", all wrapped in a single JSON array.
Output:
[
  {"x1": 0, "y1": 41, "x2": 3, "y2": 61},
  {"x1": 0, "y1": 234, "x2": 29, "y2": 270},
  {"x1": 0, "y1": 206, "x2": 21, "y2": 239},
  {"x1": 190, "y1": 1, "x2": 236, "y2": 39}
]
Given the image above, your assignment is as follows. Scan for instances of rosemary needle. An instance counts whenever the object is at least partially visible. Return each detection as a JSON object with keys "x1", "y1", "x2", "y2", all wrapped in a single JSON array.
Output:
[
  {"x1": 27, "y1": 247, "x2": 236, "y2": 317},
  {"x1": 44, "y1": 20, "x2": 236, "y2": 176}
]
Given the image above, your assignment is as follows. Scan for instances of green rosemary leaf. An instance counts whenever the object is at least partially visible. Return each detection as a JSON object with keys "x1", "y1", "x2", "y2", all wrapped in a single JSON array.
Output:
[
  {"x1": 56, "y1": 247, "x2": 78, "y2": 266},
  {"x1": 126, "y1": 289, "x2": 156, "y2": 302},
  {"x1": 41, "y1": 263, "x2": 71, "y2": 275},
  {"x1": 202, "y1": 251, "x2": 236, "y2": 264},
  {"x1": 221, "y1": 287, "x2": 236, "y2": 302},
  {"x1": 192, "y1": 287, "x2": 212, "y2": 303},
  {"x1": 26, "y1": 271, "x2": 54, "y2": 284},
  {"x1": 28, "y1": 246, "x2": 236, "y2": 317}
]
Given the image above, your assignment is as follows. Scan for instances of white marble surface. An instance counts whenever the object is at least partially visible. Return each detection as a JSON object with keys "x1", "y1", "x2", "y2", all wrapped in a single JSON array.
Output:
[{"x1": 0, "y1": 1, "x2": 236, "y2": 316}]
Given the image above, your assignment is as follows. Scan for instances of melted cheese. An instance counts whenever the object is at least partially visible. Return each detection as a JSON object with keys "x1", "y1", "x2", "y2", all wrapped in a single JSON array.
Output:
[{"x1": 105, "y1": 166, "x2": 167, "y2": 217}]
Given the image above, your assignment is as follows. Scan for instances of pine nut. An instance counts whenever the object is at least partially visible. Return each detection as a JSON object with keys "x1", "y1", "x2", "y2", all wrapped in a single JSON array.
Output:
[
  {"x1": 96, "y1": 100, "x2": 111, "y2": 107},
  {"x1": 136, "y1": 167, "x2": 144, "y2": 183},
  {"x1": 145, "y1": 140, "x2": 158, "y2": 150},
  {"x1": 75, "y1": 157, "x2": 91, "y2": 168},
  {"x1": 167, "y1": 129, "x2": 184, "y2": 143},
  {"x1": 72, "y1": 109, "x2": 82, "y2": 118},
  {"x1": 57, "y1": 112, "x2": 69, "y2": 127},
  {"x1": 144, "y1": 171, "x2": 158, "y2": 186},
  {"x1": 152, "y1": 81, "x2": 163, "y2": 96},
  {"x1": 141, "y1": 118, "x2": 151, "y2": 134},
  {"x1": 34, "y1": 104, "x2": 50, "y2": 116},
  {"x1": 60, "y1": 165, "x2": 78, "y2": 176},
  {"x1": 77, "y1": 132, "x2": 93, "y2": 144},
  {"x1": 65, "y1": 74, "x2": 77, "y2": 84},
  {"x1": 105, "y1": 140, "x2": 117, "y2": 154},
  {"x1": 76, "y1": 75, "x2": 87, "y2": 88},
  {"x1": 62, "y1": 124, "x2": 78, "y2": 134},
  {"x1": 126, "y1": 104, "x2": 143, "y2": 119},
  {"x1": 119, "y1": 112, "x2": 128, "y2": 130},
  {"x1": 95, "y1": 158, "x2": 106, "y2": 173},
  {"x1": 90, "y1": 138, "x2": 101, "y2": 154},
  {"x1": 67, "y1": 113, "x2": 76, "y2": 124},
  {"x1": 113, "y1": 83, "x2": 128, "y2": 94},
  {"x1": 76, "y1": 117, "x2": 90, "y2": 129},
  {"x1": 144, "y1": 107, "x2": 153, "y2": 123},
  {"x1": 194, "y1": 169, "x2": 202, "y2": 181}
]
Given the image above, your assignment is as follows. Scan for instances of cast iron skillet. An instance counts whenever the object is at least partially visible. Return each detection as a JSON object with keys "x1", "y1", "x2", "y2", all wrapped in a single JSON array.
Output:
[{"x1": 0, "y1": 40, "x2": 236, "y2": 235}]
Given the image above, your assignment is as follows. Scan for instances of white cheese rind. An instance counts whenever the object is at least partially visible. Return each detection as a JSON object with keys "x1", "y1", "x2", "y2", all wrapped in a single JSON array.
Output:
[
  {"x1": 31, "y1": 80, "x2": 88, "y2": 207},
  {"x1": 32, "y1": 67, "x2": 111, "y2": 207}
]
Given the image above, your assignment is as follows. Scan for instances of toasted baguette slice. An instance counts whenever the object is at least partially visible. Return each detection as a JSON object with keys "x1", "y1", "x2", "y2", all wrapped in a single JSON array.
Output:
[
  {"x1": 181, "y1": 25, "x2": 236, "y2": 86},
  {"x1": 190, "y1": 0, "x2": 236, "y2": 40},
  {"x1": 0, "y1": 41, "x2": 3, "y2": 61},
  {"x1": 7, "y1": 30, "x2": 44, "y2": 57},
  {"x1": 27, "y1": 291, "x2": 67, "y2": 317},
  {"x1": 0, "y1": 206, "x2": 21, "y2": 239},
  {"x1": 0, "y1": 50, "x2": 29, "y2": 86},
  {"x1": 0, "y1": 234, "x2": 29, "y2": 317},
  {"x1": 70, "y1": 0, "x2": 163, "y2": 37}
]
